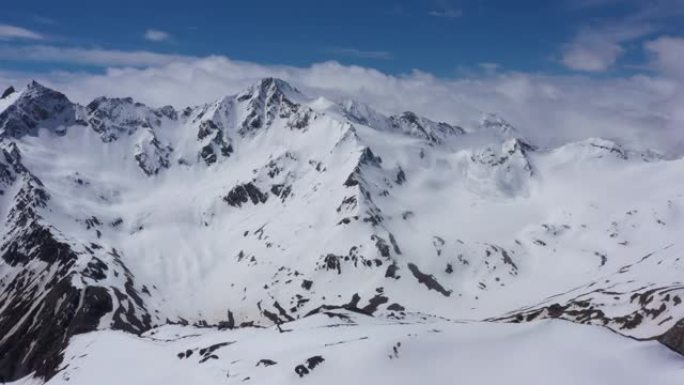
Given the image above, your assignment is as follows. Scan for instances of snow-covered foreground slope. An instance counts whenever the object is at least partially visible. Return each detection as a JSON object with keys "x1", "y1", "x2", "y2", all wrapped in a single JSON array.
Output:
[
  {"x1": 0, "y1": 79, "x2": 683, "y2": 383},
  {"x1": 39, "y1": 313, "x2": 684, "y2": 385}
]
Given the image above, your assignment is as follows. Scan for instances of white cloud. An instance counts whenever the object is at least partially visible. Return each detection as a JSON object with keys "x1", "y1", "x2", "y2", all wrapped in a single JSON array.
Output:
[
  {"x1": 561, "y1": 24, "x2": 653, "y2": 72},
  {"x1": 0, "y1": 24, "x2": 44, "y2": 40},
  {"x1": 561, "y1": 40, "x2": 623, "y2": 71},
  {"x1": 561, "y1": 0, "x2": 684, "y2": 72},
  {"x1": 643, "y1": 36, "x2": 684, "y2": 129},
  {"x1": 144, "y1": 29, "x2": 171, "y2": 42},
  {"x1": 645, "y1": 36, "x2": 684, "y2": 78},
  {"x1": 0, "y1": 45, "x2": 194, "y2": 67},
  {"x1": 2, "y1": 41, "x2": 683, "y2": 156}
]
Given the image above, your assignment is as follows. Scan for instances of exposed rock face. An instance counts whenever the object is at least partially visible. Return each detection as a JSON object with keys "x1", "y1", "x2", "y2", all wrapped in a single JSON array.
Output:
[
  {"x1": 197, "y1": 119, "x2": 233, "y2": 165},
  {"x1": 0, "y1": 236, "x2": 152, "y2": 380},
  {"x1": 224, "y1": 182, "x2": 269, "y2": 207},
  {"x1": 659, "y1": 319, "x2": 684, "y2": 355},
  {"x1": 134, "y1": 129, "x2": 173, "y2": 175},
  {"x1": 407, "y1": 263, "x2": 452, "y2": 297}
]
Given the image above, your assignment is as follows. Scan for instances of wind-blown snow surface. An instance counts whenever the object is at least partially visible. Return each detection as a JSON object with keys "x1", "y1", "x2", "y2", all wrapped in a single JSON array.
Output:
[
  {"x1": 42, "y1": 314, "x2": 684, "y2": 385},
  {"x1": 1, "y1": 79, "x2": 683, "y2": 384}
]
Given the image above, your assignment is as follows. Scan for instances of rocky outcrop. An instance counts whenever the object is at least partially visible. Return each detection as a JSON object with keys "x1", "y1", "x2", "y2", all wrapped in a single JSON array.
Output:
[
  {"x1": 223, "y1": 182, "x2": 269, "y2": 207},
  {"x1": 659, "y1": 319, "x2": 684, "y2": 355},
  {"x1": 1, "y1": 86, "x2": 15, "y2": 100},
  {"x1": 389, "y1": 111, "x2": 464, "y2": 143}
]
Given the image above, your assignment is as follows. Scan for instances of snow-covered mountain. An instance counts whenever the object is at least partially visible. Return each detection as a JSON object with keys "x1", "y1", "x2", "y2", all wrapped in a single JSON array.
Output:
[{"x1": 1, "y1": 79, "x2": 683, "y2": 384}]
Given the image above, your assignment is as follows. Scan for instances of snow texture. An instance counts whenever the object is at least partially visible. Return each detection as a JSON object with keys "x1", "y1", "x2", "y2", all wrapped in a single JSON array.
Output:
[{"x1": 1, "y1": 78, "x2": 683, "y2": 384}]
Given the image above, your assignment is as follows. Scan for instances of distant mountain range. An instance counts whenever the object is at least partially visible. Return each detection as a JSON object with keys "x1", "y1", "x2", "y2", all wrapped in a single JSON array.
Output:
[{"x1": 1, "y1": 79, "x2": 682, "y2": 384}]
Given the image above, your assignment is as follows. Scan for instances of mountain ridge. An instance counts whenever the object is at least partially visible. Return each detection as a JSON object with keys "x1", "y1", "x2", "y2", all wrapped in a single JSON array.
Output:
[{"x1": 0, "y1": 78, "x2": 682, "y2": 383}]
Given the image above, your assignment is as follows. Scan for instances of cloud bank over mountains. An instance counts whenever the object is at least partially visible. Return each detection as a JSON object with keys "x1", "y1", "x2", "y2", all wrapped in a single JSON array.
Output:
[{"x1": 2, "y1": 35, "x2": 682, "y2": 156}]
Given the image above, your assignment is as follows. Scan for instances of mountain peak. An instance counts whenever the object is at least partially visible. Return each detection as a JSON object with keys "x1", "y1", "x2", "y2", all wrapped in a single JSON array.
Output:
[
  {"x1": 258, "y1": 77, "x2": 295, "y2": 91},
  {"x1": 27, "y1": 79, "x2": 45, "y2": 89},
  {"x1": 338, "y1": 98, "x2": 388, "y2": 128},
  {"x1": 86, "y1": 96, "x2": 137, "y2": 113},
  {"x1": 504, "y1": 137, "x2": 536, "y2": 154},
  {"x1": 0, "y1": 81, "x2": 76, "y2": 138},
  {"x1": 398, "y1": 110, "x2": 419, "y2": 121},
  {"x1": 388, "y1": 110, "x2": 464, "y2": 143},
  {"x1": 22, "y1": 80, "x2": 71, "y2": 104},
  {"x1": 231, "y1": 77, "x2": 309, "y2": 135},
  {"x1": 237, "y1": 77, "x2": 303, "y2": 103},
  {"x1": 479, "y1": 113, "x2": 517, "y2": 136},
  {"x1": 26, "y1": 80, "x2": 54, "y2": 93}
]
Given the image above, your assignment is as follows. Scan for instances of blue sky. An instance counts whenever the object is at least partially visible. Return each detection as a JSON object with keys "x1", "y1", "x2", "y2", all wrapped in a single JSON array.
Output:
[{"x1": 1, "y1": 0, "x2": 682, "y2": 76}]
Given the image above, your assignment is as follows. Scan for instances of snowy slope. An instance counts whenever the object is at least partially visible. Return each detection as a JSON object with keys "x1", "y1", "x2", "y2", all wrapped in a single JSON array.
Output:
[
  {"x1": 43, "y1": 313, "x2": 684, "y2": 385},
  {"x1": 1, "y1": 78, "x2": 683, "y2": 383}
]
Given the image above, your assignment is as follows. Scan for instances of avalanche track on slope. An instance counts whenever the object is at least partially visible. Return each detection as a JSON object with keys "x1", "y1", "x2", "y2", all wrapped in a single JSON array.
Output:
[{"x1": 0, "y1": 79, "x2": 683, "y2": 384}]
